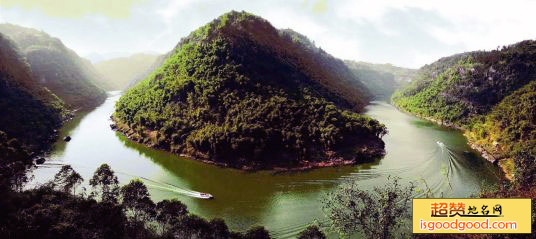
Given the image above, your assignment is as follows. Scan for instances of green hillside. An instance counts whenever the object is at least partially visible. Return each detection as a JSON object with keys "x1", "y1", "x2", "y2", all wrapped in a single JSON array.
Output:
[
  {"x1": 94, "y1": 53, "x2": 159, "y2": 90},
  {"x1": 0, "y1": 24, "x2": 106, "y2": 109},
  {"x1": 0, "y1": 32, "x2": 67, "y2": 160},
  {"x1": 114, "y1": 11, "x2": 386, "y2": 169},
  {"x1": 393, "y1": 40, "x2": 536, "y2": 183}
]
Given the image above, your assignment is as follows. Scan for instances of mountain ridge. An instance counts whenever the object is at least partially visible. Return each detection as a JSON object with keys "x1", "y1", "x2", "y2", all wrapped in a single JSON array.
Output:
[
  {"x1": 0, "y1": 32, "x2": 66, "y2": 156},
  {"x1": 0, "y1": 23, "x2": 107, "y2": 109}
]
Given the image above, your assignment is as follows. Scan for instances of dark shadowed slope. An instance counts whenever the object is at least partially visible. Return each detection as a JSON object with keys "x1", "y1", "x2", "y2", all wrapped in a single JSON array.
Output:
[
  {"x1": 0, "y1": 24, "x2": 106, "y2": 109},
  {"x1": 0, "y1": 33, "x2": 66, "y2": 157}
]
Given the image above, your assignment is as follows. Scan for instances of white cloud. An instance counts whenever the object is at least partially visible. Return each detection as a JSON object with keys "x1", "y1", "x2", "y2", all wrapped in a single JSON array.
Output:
[{"x1": 1, "y1": 0, "x2": 535, "y2": 68}]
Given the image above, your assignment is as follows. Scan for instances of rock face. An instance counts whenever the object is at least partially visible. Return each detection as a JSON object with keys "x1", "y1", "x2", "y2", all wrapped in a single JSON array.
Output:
[
  {"x1": 0, "y1": 23, "x2": 107, "y2": 109},
  {"x1": 114, "y1": 11, "x2": 387, "y2": 169}
]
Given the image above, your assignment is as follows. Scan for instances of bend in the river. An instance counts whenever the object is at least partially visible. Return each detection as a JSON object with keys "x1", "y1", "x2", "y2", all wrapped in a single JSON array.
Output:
[{"x1": 31, "y1": 92, "x2": 501, "y2": 239}]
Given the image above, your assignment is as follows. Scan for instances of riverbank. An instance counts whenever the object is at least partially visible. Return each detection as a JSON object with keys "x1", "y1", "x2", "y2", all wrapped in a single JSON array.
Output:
[
  {"x1": 110, "y1": 116, "x2": 385, "y2": 172},
  {"x1": 391, "y1": 102, "x2": 511, "y2": 181},
  {"x1": 31, "y1": 96, "x2": 500, "y2": 238}
]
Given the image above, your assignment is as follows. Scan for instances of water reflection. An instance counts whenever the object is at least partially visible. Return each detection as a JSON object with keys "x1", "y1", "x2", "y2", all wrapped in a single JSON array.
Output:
[{"x1": 30, "y1": 96, "x2": 501, "y2": 239}]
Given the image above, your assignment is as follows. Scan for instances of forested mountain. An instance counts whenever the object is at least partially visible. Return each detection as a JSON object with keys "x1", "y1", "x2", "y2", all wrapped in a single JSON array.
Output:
[
  {"x1": 0, "y1": 32, "x2": 68, "y2": 195},
  {"x1": 114, "y1": 11, "x2": 386, "y2": 169},
  {"x1": 0, "y1": 24, "x2": 106, "y2": 109},
  {"x1": 392, "y1": 40, "x2": 536, "y2": 183},
  {"x1": 345, "y1": 61, "x2": 415, "y2": 100},
  {"x1": 347, "y1": 61, "x2": 416, "y2": 85},
  {"x1": 94, "y1": 53, "x2": 159, "y2": 90},
  {"x1": 0, "y1": 33, "x2": 67, "y2": 153}
]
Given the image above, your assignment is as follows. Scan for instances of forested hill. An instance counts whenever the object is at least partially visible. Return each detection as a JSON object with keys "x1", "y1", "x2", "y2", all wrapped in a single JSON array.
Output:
[
  {"x1": 345, "y1": 61, "x2": 416, "y2": 100},
  {"x1": 127, "y1": 26, "x2": 372, "y2": 108},
  {"x1": 277, "y1": 28, "x2": 372, "y2": 107},
  {"x1": 114, "y1": 11, "x2": 386, "y2": 169},
  {"x1": 94, "y1": 53, "x2": 159, "y2": 90},
  {"x1": 0, "y1": 24, "x2": 106, "y2": 109},
  {"x1": 0, "y1": 33, "x2": 66, "y2": 160},
  {"x1": 392, "y1": 40, "x2": 536, "y2": 183}
]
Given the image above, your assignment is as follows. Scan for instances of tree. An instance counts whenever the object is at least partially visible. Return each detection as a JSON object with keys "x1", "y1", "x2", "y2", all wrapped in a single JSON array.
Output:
[
  {"x1": 120, "y1": 179, "x2": 156, "y2": 239},
  {"x1": 297, "y1": 225, "x2": 326, "y2": 239},
  {"x1": 514, "y1": 147, "x2": 536, "y2": 188},
  {"x1": 120, "y1": 179, "x2": 156, "y2": 223},
  {"x1": 155, "y1": 199, "x2": 188, "y2": 235},
  {"x1": 89, "y1": 164, "x2": 120, "y2": 203},
  {"x1": 7, "y1": 161, "x2": 31, "y2": 192},
  {"x1": 244, "y1": 226, "x2": 271, "y2": 239},
  {"x1": 53, "y1": 165, "x2": 83, "y2": 195},
  {"x1": 323, "y1": 176, "x2": 415, "y2": 239},
  {"x1": 209, "y1": 218, "x2": 230, "y2": 239}
]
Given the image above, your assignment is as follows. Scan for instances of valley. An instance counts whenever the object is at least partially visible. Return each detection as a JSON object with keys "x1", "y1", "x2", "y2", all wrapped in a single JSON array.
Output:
[
  {"x1": 1, "y1": 6, "x2": 534, "y2": 239},
  {"x1": 31, "y1": 92, "x2": 500, "y2": 238}
]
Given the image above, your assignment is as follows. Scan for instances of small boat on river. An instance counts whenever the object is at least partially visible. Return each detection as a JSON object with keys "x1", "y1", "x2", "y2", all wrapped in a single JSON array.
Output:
[{"x1": 199, "y1": 193, "x2": 214, "y2": 199}]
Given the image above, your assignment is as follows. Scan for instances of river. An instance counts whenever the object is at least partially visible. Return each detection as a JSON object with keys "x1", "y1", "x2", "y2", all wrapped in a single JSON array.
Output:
[{"x1": 31, "y1": 92, "x2": 501, "y2": 238}]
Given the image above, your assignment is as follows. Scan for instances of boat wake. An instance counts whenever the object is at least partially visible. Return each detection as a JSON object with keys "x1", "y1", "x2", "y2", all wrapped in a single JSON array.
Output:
[{"x1": 36, "y1": 161, "x2": 213, "y2": 199}]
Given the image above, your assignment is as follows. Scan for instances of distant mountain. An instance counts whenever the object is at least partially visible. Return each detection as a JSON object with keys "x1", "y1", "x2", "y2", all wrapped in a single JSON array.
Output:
[
  {"x1": 84, "y1": 52, "x2": 131, "y2": 64},
  {"x1": 345, "y1": 61, "x2": 415, "y2": 100},
  {"x1": 94, "y1": 53, "x2": 159, "y2": 90},
  {"x1": 114, "y1": 11, "x2": 386, "y2": 169},
  {"x1": 350, "y1": 61, "x2": 416, "y2": 85},
  {"x1": 126, "y1": 53, "x2": 168, "y2": 90},
  {"x1": 0, "y1": 24, "x2": 106, "y2": 109},
  {"x1": 0, "y1": 33, "x2": 67, "y2": 158},
  {"x1": 393, "y1": 40, "x2": 536, "y2": 182}
]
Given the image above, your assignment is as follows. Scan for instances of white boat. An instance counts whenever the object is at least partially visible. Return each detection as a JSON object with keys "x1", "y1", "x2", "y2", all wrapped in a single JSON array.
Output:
[
  {"x1": 199, "y1": 193, "x2": 214, "y2": 199},
  {"x1": 436, "y1": 141, "x2": 445, "y2": 147}
]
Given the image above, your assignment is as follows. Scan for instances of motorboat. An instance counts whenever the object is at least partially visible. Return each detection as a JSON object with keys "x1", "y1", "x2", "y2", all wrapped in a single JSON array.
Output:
[
  {"x1": 436, "y1": 141, "x2": 445, "y2": 147},
  {"x1": 199, "y1": 193, "x2": 214, "y2": 199}
]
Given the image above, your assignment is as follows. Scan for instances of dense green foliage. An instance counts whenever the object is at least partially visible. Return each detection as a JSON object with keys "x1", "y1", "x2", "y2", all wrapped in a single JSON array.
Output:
[
  {"x1": 393, "y1": 40, "x2": 536, "y2": 185},
  {"x1": 393, "y1": 41, "x2": 536, "y2": 125},
  {"x1": 469, "y1": 81, "x2": 536, "y2": 185},
  {"x1": 0, "y1": 163, "x2": 276, "y2": 239},
  {"x1": 0, "y1": 34, "x2": 68, "y2": 224},
  {"x1": 0, "y1": 23, "x2": 106, "y2": 109},
  {"x1": 322, "y1": 177, "x2": 414, "y2": 239},
  {"x1": 297, "y1": 225, "x2": 326, "y2": 239},
  {"x1": 0, "y1": 33, "x2": 66, "y2": 153},
  {"x1": 115, "y1": 11, "x2": 386, "y2": 168},
  {"x1": 94, "y1": 53, "x2": 159, "y2": 90}
]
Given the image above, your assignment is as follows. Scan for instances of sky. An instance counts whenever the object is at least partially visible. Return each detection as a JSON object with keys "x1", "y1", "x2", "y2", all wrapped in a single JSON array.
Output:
[{"x1": 0, "y1": 0, "x2": 535, "y2": 68}]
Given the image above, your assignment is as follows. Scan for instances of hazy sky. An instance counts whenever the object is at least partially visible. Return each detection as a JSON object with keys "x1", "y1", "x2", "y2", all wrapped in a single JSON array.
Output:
[{"x1": 1, "y1": 0, "x2": 535, "y2": 68}]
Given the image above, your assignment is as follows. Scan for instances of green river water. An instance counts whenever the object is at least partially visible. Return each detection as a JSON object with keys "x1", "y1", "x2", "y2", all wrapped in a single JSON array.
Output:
[{"x1": 32, "y1": 92, "x2": 501, "y2": 238}]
